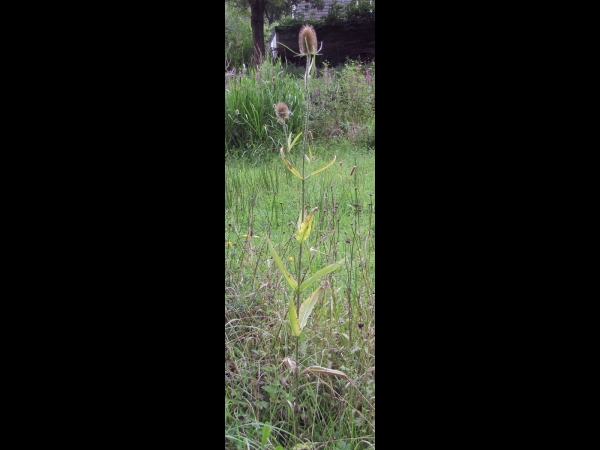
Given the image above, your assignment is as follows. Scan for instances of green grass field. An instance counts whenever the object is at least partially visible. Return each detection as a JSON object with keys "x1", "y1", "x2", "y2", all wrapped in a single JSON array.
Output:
[{"x1": 226, "y1": 140, "x2": 375, "y2": 449}]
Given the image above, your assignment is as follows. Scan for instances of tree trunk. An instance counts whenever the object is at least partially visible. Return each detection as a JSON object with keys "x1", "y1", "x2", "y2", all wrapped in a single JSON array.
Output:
[{"x1": 248, "y1": 0, "x2": 265, "y2": 63}]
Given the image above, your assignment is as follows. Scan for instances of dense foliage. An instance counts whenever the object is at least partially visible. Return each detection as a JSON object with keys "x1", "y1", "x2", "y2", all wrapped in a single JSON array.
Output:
[
  {"x1": 226, "y1": 3, "x2": 255, "y2": 70},
  {"x1": 280, "y1": 0, "x2": 375, "y2": 29},
  {"x1": 225, "y1": 57, "x2": 375, "y2": 155}
]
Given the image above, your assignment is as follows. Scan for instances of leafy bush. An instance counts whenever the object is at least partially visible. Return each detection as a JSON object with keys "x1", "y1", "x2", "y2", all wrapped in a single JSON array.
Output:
[
  {"x1": 299, "y1": 59, "x2": 375, "y2": 146},
  {"x1": 225, "y1": 3, "x2": 254, "y2": 70},
  {"x1": 322, "y1": 0, "x2": 375, "y2": 28}
]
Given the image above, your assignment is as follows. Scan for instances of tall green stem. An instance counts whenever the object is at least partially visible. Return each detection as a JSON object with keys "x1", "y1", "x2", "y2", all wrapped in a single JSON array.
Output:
[{"x1": 292, "y1": 51, "x2": 313, "y2": 439}]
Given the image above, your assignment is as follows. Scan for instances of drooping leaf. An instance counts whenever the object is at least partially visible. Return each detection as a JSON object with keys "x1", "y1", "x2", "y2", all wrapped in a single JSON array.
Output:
[
  {"x1": 280, "y1": 147, "x2": 303, "y2": 180},
  {"x1": 296, "y1": 207, "x2": 317, "y2": 242},
  {"x1": 299, "y1": 286, "x2": 322, "y2": 330},
  {"x1": 300, "y1": 366, "x2": 349, "y2": 379},
  {"x1": 288, "y1": 295, "x2": 301, "y2": 336},
  {"x1": 282, "y1": 357, "x2": 296, "y2": 369},
  {"x1": 299, "y1": 257, "x2": 345, "y2": 293},
  {"x1": 297, "y1": 205, "x2": 308, "y2": 231},
  {"x1": 267, "y1": 237, "x2": 298, "y2": 291},
  {"x1": 305, "y1": 155, "x2": 336, "y2": 180}
]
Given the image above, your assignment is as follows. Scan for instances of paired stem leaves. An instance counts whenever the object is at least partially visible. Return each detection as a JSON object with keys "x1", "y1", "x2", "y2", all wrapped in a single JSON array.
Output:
[
  {"x1": 267, "y1": 235, "x2": 344, "y2": 336},
  {"x1": 280, "y1": 146, "x2": 337, "y2": 181}
]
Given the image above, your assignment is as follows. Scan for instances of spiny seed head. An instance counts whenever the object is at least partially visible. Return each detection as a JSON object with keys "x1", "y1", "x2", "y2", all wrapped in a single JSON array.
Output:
[
  {"x1": 274, "y1": 102, "x2": 290, "y2": 123},
  {"x1": 299, "y1": 24, "x2": 317, "y2": 55}
]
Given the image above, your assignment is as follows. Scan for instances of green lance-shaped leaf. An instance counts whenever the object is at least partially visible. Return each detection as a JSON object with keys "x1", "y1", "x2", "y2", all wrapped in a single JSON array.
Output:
[
  {"x1": 299, "y1": 286, "x2": 323, "y2": 330},
  {"x1": 280, "y1": 146, "x2": 303, "y2": 180},
  {"x1": 288, "y1": 287, "x2": 323, "y2": 336},
  {"x1": 288, "y1": 295, "x2": 302, "y2": 336},
  {"x1": 261, "y1": 423, "x2": 271, "y2": 448},
  {"x1": 287, "y1": 131, "x2": 302, "y2": 152},
  {"x1": 296, "y1": 207, "x2": 317, "y2": 242},
  {"x1": 267, "y1": 237, "x2": 298, "y2": 292},
  {"x1": 299, "y1": 257, "x2": 345, "y2": 294},
  {"x1": 305, "y1": 155, "x2": 337, "y2": 180}
]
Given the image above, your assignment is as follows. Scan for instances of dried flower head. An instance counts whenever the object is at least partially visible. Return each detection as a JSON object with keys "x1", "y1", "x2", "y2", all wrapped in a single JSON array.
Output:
[
  {"x1": 298, "y1": 24, "x2": 317, "y2": 55},
  {"x1": 274, "y1": 102, "x2": 290, "y2": 124}
]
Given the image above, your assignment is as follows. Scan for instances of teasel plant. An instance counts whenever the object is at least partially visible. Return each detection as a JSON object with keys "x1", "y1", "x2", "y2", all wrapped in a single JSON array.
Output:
[{"x1": 267, "y1": 25, "x2": 346, "y2": 437}]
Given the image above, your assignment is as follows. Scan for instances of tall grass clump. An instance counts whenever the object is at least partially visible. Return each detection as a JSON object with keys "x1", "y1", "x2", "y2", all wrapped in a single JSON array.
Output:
[
  {"x1": 225, "y1": 56, "x2": 306, "y2": 156},
  {"x1": 226, "y1": 23, "x2": 375, "y2": 450}
]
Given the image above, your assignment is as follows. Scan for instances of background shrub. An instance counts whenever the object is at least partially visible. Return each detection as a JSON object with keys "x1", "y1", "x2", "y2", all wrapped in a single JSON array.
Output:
[{"x1": 225, "y1": 3, "x2": 254, "y2": 70}]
